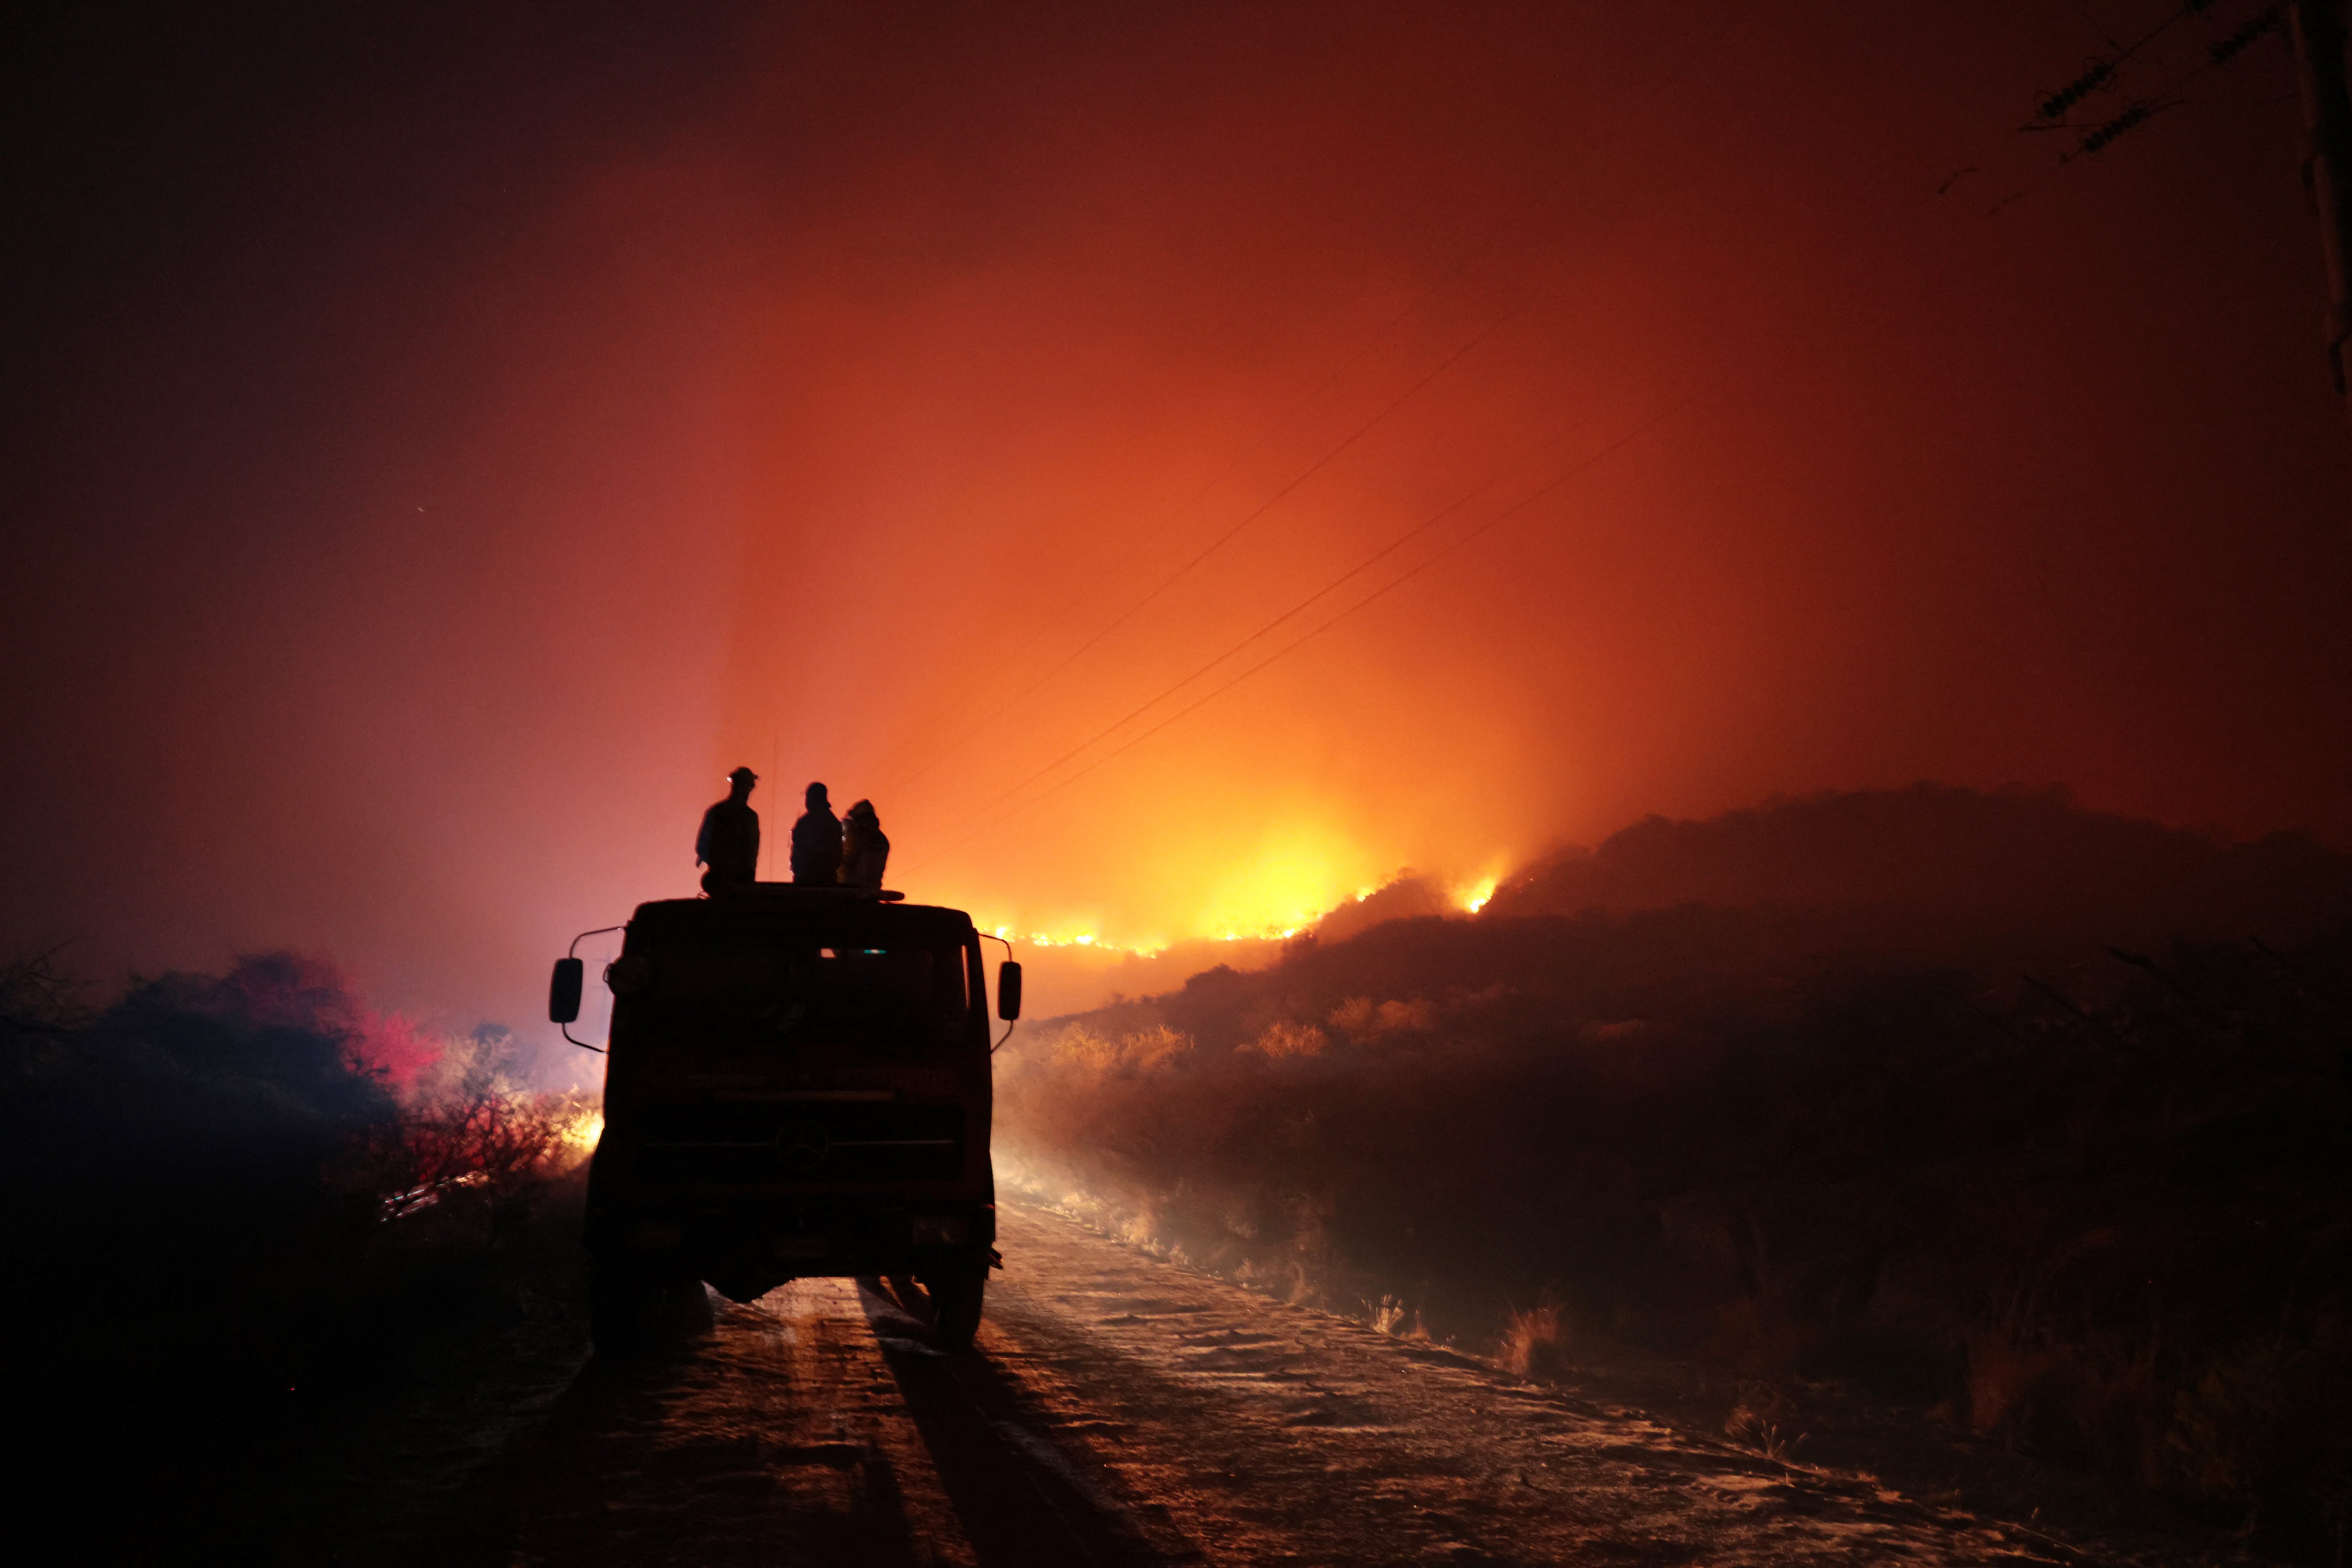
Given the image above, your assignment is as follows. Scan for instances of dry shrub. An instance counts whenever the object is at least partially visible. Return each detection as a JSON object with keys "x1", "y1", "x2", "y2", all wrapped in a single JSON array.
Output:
[
  {"x1": 1499, "y1": 1300, "x2": 1571, "y2": 1380},
  {"x1": 1375, "y1": 998, "x2": 1434, "y2": 1035},
  {"x1": 1045, "y1": 1022, "x2": 1193, "y2": 1074},
  {"x1": 1965, "y1": 1330, "x2": 2059, "y2": 1436},
  {"x1": 2063, "y1": 1339, "x2": 2168, "y2": 1483},
  {"x1": 1246, "y1": 1019, "x2": 1328, "y2": 1058},
  {"x1": 1726, "y1": 1398, "x2": 1805, "y2": 1462},
  {"x1": 350, "y1": 1087, "x2": 593, "y2": 1225},
  {"x1": 2166, "y1": 1325, "x2": 2352, "y2": 1536},
  {"x1": 2169, "y1": 1338, "x2": 2295, "y2": 1501},
  {"x1": 1371, "y1": 1293, "x2": 1429, "y2": 1338},
  {"x1": 341, "y1": 1019, "x2": 596, "y2": 1229},
  {"x1": 1961, "y1": 1282, "x2": 2068, "y2": 1438},
  {"x1": 1120, "y1": 1024, "x2": 1192, "y2": 1070},
  {"x1": 1962, "y1": 1286, "x2": 2169, "y2": 1479},
  {"x1": 0, "y1": 945, "x2": 88, "y2": 1035},
  {"x1": 1327, "y1": 995, "x2": 1435, "y2": 1041},
  {"x1": 1051, "y1": 1023, "x2": 1120, "y2": 1069}
]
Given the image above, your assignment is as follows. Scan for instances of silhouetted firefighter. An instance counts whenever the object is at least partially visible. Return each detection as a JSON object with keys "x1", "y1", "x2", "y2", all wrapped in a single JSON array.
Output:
[
  {"x1": 791, "y1": 781, "x2": 843, "y2": 884},
  {"x1": 695, "y1": 767, "x2": 761, "y2": 893},
  {"x1": 842, "y1": 798, "x2": 890, "y2": 888}
]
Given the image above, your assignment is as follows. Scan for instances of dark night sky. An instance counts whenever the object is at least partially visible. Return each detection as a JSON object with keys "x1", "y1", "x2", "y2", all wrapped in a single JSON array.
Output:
[{"x1": 5, "y1": 1, "x2": 2348, "y2": 1043}]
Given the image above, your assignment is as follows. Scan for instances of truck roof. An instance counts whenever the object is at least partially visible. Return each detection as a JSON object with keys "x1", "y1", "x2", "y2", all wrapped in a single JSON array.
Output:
[{"x1": 626, "y1": 885, "x2": 977, "y2": 942}]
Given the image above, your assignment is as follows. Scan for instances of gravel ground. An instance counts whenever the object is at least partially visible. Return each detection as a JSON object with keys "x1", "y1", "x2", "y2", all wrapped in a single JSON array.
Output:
[{"x1": 397, "y1": 1202, "x2": 2263, "y2": 1566}]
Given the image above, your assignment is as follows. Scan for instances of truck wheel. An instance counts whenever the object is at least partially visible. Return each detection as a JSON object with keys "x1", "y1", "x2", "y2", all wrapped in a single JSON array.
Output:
[
  {"x1": 592, "y1": 1262, "x2": 707, "y2": 1355},
  {"x1": 922, "y1": 1265, "x2": 986, "y2": 1351},
  {"x1": 590, "y1": 1260, "x2": 661, "y2": 1355},
  {"x1": 667, "y1": 1275, "x2": 715, "y2": 1338}
]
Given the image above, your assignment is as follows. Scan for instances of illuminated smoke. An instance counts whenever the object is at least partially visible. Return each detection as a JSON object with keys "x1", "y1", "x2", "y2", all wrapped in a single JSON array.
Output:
[{"x1": 3, "y1": 5, "x2": 2347, "y2": 1040}]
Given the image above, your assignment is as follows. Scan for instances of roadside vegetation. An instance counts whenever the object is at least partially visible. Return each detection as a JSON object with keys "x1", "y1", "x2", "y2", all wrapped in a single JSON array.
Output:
[
  {"x1": 0, "y1": 949, "x2": 593, "y2": 1563},
  {"x1": 997, "y1": 786, "x2": 2352, "y2": 1560}
]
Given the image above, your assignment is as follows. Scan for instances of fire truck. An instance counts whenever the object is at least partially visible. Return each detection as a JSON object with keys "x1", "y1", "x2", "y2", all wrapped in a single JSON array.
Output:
[{"x1": 549, "y1": 883, "x2": 1019, "y2": 1353}]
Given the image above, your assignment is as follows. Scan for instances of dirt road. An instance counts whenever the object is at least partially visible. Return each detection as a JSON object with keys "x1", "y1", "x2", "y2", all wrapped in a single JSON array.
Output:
[{"x1": 437, "y1": 1203, "x2": 2164, "y2": 1566}]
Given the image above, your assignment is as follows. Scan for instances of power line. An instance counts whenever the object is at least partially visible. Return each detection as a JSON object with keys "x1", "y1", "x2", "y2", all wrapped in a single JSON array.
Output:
[
  {"x1": 911, "y1": 470, "x2": 1510, "y2": 855},
  {"x1": 905, "y1": 388, "x2": 1714, "y2": 875},
  {"x1": 876, "y1": 287, "x2": 1466, "y2": 793},
  {"x1": 1941, "y1": 2, "x2": 2280, "y2": 215},
  {"x1": 875, "y1": 13, "x2": 1757, "y2": 801},
  {"x1": 2034, "y1": 0, "x2": 2228, "y2": 123},
  {"x1": 920, "y1": 11, "x2": 2091, "y2": 872},
  {"x1": 887, "y1": 283, "x2": 1543, "y2": 796},
  {"x1": 908, "y1": 5, "x2": 2304, "y2": 881},
  {"x1": 2058, "y1": 5, "x2": 2283, "y2": 159},
  {"x1": 919, "y1": 14, "x2": 2048, "y2": 880}
]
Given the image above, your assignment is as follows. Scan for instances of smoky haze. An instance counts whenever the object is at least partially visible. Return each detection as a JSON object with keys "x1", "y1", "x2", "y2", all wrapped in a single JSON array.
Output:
[{"x1": 4, "y1": 1, "x2": 2349, "y2": 1042}]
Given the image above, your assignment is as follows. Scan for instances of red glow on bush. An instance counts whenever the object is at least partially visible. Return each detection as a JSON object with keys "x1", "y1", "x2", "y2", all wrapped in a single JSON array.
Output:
[{"x1": 215, "y1": 951, "x2": 442, "y2": 1088}]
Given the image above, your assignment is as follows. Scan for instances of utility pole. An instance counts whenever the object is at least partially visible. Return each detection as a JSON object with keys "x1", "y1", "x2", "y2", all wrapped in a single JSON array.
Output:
[{"x1": 2291, "y1": 0, "x2": 2352, "y2": 421}]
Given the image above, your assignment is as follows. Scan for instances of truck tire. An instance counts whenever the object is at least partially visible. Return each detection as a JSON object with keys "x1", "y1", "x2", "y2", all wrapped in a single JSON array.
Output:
[
  {"x1": 922, "y1": 1264, "x2": 986, "y2": 1351},
  {"x1": 590, "y1": 1263, "x2": 707, "y2": 1355},
  {"x1": 590, "y1": 1260, "x2": 661, "y2": 1356}
]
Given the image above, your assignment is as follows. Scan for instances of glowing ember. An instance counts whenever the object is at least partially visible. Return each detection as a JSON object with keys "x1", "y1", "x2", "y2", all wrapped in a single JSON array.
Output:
[
  {"x1": 978, "y1": 851, "x2": 1503, "y2": 959},
  {"x1": 980, "y1": 923, "x2": 1171, "y2": 957}
]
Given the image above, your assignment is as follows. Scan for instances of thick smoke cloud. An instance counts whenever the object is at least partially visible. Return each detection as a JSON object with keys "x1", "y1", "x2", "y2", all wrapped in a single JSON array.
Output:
[{"x1": 3, "y1": 2, "x2": 2348, "y2": 1038}]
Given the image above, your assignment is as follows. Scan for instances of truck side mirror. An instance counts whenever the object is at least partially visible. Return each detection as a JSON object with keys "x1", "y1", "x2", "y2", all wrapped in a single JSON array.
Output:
[
  {"x1": 549, "y1": 957, "x2": 584, "y2": 1024},
  {"x1": 996, "y1": 960, "x2": 1022, "y2": 1021}
]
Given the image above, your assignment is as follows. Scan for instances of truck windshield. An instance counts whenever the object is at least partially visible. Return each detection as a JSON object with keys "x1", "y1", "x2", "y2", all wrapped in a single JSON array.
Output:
[{"x1": 626, "y1": 930, "x2": 975, "y2": 1052}]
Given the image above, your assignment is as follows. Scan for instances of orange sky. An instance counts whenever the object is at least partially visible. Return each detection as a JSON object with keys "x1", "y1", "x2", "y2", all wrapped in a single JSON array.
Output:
[{"x1": 5, "y1": 1, "x2": 2350, "y2": 1047}]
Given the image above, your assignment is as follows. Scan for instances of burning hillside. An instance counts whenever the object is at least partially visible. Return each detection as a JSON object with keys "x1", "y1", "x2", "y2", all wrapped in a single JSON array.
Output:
[{"x1": 994, "y1": 786, "x2": 2352, "y2": 1558}]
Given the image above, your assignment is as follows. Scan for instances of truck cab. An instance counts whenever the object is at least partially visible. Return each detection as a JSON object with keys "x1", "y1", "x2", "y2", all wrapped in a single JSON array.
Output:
[{"x1": 549, "y1": 884, "x2": 1018, "y2": 1352}]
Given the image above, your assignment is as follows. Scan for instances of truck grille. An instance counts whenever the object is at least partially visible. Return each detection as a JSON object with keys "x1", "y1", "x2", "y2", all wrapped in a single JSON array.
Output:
[{"x1": 633, "y1": 1102, "x2": 963, "y2": 1185}]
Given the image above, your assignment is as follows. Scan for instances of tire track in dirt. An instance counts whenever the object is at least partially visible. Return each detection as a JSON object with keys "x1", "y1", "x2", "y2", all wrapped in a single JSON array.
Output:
[
  {"x1": 429, "y1": 1202, "x2": 2179, "y2": 1566},
  {"x1": 982, "y1": 1202, "x2": 2160, "y2": 1566},
  {"x1": 434, "y1": 1267, "x2": 1175, "y2": 1567},
  {"x1": 437, "y1": 1279, "x2": 960, "y2": 1566}
]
